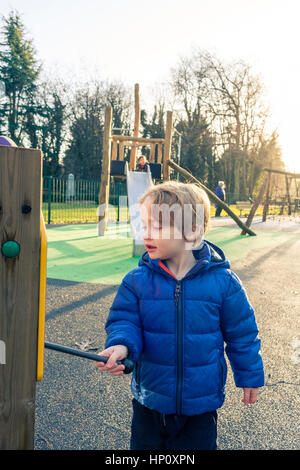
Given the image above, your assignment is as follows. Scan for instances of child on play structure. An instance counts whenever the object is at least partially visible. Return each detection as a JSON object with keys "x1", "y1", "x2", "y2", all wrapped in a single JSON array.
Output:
[
  {"x1": 136, "y1": 154, "x2": 150, "y2": 172},
  {"x1": 95, "y1": 181, "x2": 264, "y2": 450}
]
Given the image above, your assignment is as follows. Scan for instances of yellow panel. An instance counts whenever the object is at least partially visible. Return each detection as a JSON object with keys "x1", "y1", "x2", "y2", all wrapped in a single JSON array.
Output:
[{"x1": 37, "y1": 212, "x2": 47, "y2": 381}]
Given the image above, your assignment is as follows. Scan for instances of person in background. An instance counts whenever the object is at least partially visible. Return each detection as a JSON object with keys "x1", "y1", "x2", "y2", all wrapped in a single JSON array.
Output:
[
  {"x1": 215, "y1": 181, "x2": 226, "y2": 217},
  {"x1": 136, "y1": 155, "x2": 150, "y2": 172}
]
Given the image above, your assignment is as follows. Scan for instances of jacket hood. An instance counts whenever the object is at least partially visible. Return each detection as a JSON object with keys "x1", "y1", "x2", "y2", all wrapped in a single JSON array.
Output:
[{"x1": 138, "y1": 239, "x2": 230, "y2": 280}]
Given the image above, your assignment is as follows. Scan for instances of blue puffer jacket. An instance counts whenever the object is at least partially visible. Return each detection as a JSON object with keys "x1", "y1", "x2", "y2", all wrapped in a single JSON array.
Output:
[{"x1": 105, "y1": 239, "x2": 264, "y2": 416}]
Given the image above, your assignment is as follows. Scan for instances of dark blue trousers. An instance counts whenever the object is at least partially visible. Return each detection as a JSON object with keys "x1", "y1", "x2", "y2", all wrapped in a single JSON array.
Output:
[
  {"x1": 130, "y1": 398, "x2": 218, "y2": 450},
  {"x1": 215, "y1": 205, "x2": 223, "y2": 217}
]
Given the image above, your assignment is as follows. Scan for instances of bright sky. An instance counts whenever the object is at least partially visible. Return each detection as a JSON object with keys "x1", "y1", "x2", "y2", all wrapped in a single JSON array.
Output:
[{"x1": 2, "y1": 0, "x2": 300, "y2": 172}]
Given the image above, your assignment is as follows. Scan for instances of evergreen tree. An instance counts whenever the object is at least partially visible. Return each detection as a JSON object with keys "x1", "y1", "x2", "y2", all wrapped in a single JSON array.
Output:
[
  {"x1": 24, "y1": 80, "x2": 67, "y2": 176},
  {"x1": 63, "y1": 89, "x2": 103, "y2": 180},
  {"x1": 0, "y1": 10, "x2": 41, "y2": 143},
  {"x1": 63, "y1": 82, "x2": 131, "y2": 180}
]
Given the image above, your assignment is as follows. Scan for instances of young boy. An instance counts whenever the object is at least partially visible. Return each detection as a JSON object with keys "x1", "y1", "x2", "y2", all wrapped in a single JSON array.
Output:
[{"x1": 95, "y1": 181, "x2": 264, "y2": 450}]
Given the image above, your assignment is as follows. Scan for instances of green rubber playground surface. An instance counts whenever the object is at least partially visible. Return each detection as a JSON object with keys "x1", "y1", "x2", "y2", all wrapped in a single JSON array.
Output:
[{"x1": 45, "y1": 222, "x2": 298, "y2": 285}]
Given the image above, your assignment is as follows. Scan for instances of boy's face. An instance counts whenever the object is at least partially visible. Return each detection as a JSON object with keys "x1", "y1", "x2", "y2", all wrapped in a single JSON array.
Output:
[
  {"x1": 140, "y1": 196, "x2": 200, "y2": 259},
  {"x1": 138, "y1": 157, "x2": 145, "y2": 165}
]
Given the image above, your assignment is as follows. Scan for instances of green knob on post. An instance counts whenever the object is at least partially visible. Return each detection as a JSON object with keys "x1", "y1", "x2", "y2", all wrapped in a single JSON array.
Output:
[{"x1": 1, "y1": 241, "x2": 20, "y2": 258}]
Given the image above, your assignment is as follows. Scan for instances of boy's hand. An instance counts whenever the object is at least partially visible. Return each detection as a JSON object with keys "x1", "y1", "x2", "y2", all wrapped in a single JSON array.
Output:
[
  {"x1": 94, "y1": 345, "x2": 128, "y2": 376},
  {"x1": 242, "y1": 387, "x2": 259, "y2": 405}
]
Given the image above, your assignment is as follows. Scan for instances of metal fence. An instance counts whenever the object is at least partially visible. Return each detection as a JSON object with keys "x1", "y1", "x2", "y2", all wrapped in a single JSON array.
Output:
[
  {"x1": 42, "y1": 177, "x2": 298, "y2": 225},
  {"x1": 42, "y1": 176, "x2": 128, "y2": 225}
]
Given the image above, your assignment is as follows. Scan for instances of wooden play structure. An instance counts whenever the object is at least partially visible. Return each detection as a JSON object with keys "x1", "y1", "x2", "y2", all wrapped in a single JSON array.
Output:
[
  {"x1": 97, "y1": 84, "x2": 259, "y2": 248},
  {"x1": 0, "y1": 139, "x2": 133, "y2": 450},
  {"x1": 262, "y1": 167, "x2": 300, "y2": 218},
  {"x1": 0, "y1": 142, "x2": 47, "y2": 449},
  {"x1": 238, "y1": 167, "x2": 300, "y2": 235},
  {"x1": 98, "y1": 84, "x2": 174, "y2": 254}
]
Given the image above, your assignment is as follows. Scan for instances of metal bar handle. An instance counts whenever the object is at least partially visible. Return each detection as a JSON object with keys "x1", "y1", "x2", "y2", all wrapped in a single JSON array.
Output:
[{"x1": 45, "y1": 341, "x2": 134, "y2": 374}]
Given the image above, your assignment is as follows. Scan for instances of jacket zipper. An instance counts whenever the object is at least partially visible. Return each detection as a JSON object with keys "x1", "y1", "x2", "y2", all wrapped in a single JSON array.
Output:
[{"x1": 174, "y1": 280, "x2": 183, "y2": 415}]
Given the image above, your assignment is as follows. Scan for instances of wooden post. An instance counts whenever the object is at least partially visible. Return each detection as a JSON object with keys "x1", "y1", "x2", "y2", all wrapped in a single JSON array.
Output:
[
  {"x1": 157, "y1": 143, "x2": 163, "y2": 163},
  {"x1": 0, "y1": 145, "x2": 42, "y2": 449},
  {"x1": 98, "y1": 106, "x2": 112, "y2": 236},
  {"x1": 149, "y1": 143, "x2": 156, "y2": 163},
  {"x1": 279, "y1": 196, "x2": 285, "y2": 215},
  {"x1": 285, "y1": 174, "x2": 292, "y2": 215},
  {"x1": 119, "y1": 141, "x2": 125, "y2": 161},
  {"x1": 130, "y1": 83, "x2": 140, "y2": 171},
  {"x1": 111, "y1": 140, "x2": 118, "y2": 160},
  {"x1": 262, "y1": 167, "x2": 272, "y2": 222},
  {"x1": 163, "y1": 111, "x2": 173, "y2": 181},
  {"x1": 295, "y1": 177, "x2": 299, "y2": 198},
  {"x1": 242, "y1": 173, "x2": 268, "y2": 235}
]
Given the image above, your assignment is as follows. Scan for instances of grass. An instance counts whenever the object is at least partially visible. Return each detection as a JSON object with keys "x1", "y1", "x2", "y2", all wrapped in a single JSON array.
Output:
[{"x1": 42, "y1": 202, "x2": 296, "y2": 225}]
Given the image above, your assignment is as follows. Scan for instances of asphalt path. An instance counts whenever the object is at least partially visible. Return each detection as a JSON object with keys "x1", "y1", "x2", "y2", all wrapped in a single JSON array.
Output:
[{"x1": 34, "y1": 228, "x2": 300, "y2": 450}]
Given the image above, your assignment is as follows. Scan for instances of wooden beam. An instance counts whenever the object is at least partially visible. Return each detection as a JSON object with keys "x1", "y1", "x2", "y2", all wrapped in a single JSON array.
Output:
[
  {"x1": 262, "y1": 168, "x2": 272, "y2": 222},
  {"x1": 0, "y1": 146, "x2": 43, "y2": 449},
  {"x1": 163, "y1": 111, "x2": 173, "y2": 181},
  {"x1": 242, "y1": 174, "x2": 268, "y2": 234},
  {"x1": 111, "y1": 135, "x2": 165, "y2": 144},
  {"x1": 168, "y1": 159, "x2": 257, "y2": 236},
  {"x1": 130, "y1": 83, "x2": 140, "y2": 171},
  {"x1": 285, "y1": 174, "x2": 292, "y2": 215},
  {"x1": 119, "y1": 141, "x2": 125, "y2": 161},
  {"x1": 157, "y1": 143, "x2": 163, "y2": 163},
  {"x1": 98, "y1": 106, "x2": 112, "y2": 236},
  {"x1": 149, "y1": 143, "x2": 156, "y2": 163},
  {"x1": 263, "y1": 168, "x2": 300, "y2": 178},
  {"x1": 111, "y1": 140, "x2": 118, "y2": 160}
]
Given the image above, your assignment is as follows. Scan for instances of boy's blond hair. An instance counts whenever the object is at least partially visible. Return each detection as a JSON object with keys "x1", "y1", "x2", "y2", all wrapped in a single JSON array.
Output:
[{"x1": 139, "y1": 181, "x2": 211, "y2": 242}]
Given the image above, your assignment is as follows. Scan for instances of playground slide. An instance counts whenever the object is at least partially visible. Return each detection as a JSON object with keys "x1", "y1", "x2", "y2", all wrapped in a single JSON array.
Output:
[{"x1": 126, "y1": 162, "x2": 154, "y2": 245}]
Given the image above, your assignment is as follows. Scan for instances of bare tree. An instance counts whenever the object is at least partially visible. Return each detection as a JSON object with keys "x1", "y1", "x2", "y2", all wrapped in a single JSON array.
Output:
[{"x1": 171, "y1": 49, "x2": 272, "y2": 200}]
